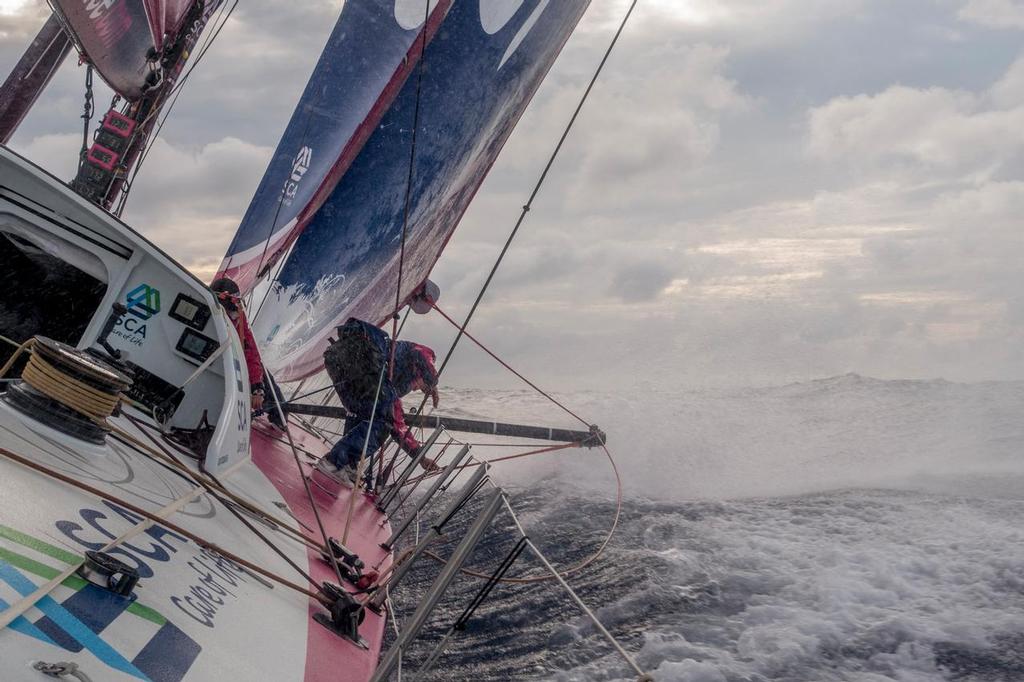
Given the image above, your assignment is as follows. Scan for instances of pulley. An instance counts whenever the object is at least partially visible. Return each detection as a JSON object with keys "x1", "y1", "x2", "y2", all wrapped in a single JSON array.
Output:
[
  {"x1": 76, "y1": 550, "x2": 140, "y2": 598},
  {"x1": 313, "y1": 582, "x2": 367, "y2": 648}
]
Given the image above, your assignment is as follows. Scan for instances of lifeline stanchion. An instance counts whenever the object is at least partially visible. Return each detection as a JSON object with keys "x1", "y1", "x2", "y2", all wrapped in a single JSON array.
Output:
[
  {"x1": 368, "y1": 462, "x2": 490, "y2": 611},
  {"x1": 382, "y1": 443, "x2": 471, "y2": 549},
  {"x1": 377, "y1": 426, "x2": 443, "y2": 512},
  {"x1": 414, "y1": 536, "x2": 529, "y2": 679},
  {"x1": 371, "y1": 487, "x2": 505, "y2": 682}
]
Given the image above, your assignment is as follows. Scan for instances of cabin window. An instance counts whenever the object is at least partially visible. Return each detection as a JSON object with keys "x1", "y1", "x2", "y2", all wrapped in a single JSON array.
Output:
[{"x1": 0, "y1": 229, "x2": 107, "y2": 371}]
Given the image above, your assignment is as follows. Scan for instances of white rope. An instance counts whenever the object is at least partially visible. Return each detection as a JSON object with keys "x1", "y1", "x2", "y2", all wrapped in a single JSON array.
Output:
[{"x1": 499, "y1": 496, "x2": 653, "y2": 682}]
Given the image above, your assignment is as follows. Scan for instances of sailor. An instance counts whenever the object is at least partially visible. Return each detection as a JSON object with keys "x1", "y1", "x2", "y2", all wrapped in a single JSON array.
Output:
[
  {"x1": 315, "y1": 318, "x2": 440, "y2": 484},
  {"x1": 210, "y1": 277, "x2": 285, "y2": 430}
]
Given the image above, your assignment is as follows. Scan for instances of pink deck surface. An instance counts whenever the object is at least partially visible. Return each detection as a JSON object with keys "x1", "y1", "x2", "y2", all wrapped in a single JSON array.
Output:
[{"x1": 249, "y1": 421, "x2": 393, "y2": 682}]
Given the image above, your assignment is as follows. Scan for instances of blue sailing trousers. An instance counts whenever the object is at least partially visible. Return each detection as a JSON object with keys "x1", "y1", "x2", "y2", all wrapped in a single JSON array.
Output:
[{"x1": 327, "y1": 415, "x2": 389, "y2": 469}]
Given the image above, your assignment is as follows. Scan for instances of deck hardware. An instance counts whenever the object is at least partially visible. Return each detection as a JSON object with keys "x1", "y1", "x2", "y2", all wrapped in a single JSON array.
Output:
[
  {"x1": 76, "y1": 550, "x2": 140, "y2": 597},
  {"x1": 3, "y1": 336, "x2": 131, "y2": 444},
  {"x1": 32, "y1": 661, "x2": 93, "y2": 681},
  {"x1": 320, "y1": 537, "x2": 365, "y2": 584},
  {"x1": 95, "y1": 302, "x2": 127, "y2": 360},
  {"x1": 314, "y1": 582, "x2": 368, "y2": 648}
]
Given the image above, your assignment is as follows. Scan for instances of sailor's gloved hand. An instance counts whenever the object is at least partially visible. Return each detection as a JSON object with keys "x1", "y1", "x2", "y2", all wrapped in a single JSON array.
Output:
[{"x1": 419, "y1": 455, "x2": 439, "y2": 472}]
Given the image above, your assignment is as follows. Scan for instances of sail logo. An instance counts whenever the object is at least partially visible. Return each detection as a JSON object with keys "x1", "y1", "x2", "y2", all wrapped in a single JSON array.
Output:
[
  {"x1": 79, "y1": 0, "x2": 133, "y2": 48},
  {"x1": 480, "y1": 0, "x2": 551, "y2": 68},
  {"x1": 0, "y1": 519, "x2": 203, "y2": 681},
  {"x1": 282, "y1": 146, "x2": 313, "y2": 206}
]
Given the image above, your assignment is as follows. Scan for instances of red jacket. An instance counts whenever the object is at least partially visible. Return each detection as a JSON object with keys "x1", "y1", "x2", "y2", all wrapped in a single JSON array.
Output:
[{"x1": 230, "y1": 307, "x2": 264, "y2": 389}]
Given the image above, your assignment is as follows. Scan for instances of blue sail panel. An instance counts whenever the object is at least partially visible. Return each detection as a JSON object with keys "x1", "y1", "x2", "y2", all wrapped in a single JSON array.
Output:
[
  {"x1": 249, "y1": 0, "x2": 590, "y2": 381},
  {"x1": 217, "y1": 0, "x2": 452, "y2": 292}
]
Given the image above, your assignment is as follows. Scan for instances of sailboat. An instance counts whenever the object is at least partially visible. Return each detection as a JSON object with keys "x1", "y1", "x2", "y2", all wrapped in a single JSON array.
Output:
[{"x1": 0, "y1": 1, "x2": 638, "y2": 680}]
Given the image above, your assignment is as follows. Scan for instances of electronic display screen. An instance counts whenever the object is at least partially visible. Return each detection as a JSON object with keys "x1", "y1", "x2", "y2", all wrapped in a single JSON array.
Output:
[
  {"x1": 181, "y1": 332, "x2": 207, "y2": 356},
  {"x1": 168, "y1": 293, "x2": 211, "y2": 331},
  {"x1": 175, "y1": 329, "x2": 218, "y2": 362},
  {"x1": 173, "y1": 299, "x2": 199, "y2": 322}
]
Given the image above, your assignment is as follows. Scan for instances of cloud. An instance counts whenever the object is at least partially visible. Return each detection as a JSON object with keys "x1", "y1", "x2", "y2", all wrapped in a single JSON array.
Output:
[
  {"x1": 990, "y1": 54, "x2": 1024, "y2": 106},
  {"x1": 807, "y1": 85, "x2": 1024, "y2": 174},
  {"x1": 609, "y1": 261, "x2": 676, "y2": 302},
  {"x1": 958, "y1": 0, "x2": 1024, "y2": 29},
  {"x1": 2, "y1": 0, "x2": 1024, "y2": 388}
]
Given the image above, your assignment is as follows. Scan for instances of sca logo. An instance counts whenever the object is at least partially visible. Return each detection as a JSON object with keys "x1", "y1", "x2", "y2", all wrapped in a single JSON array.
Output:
[
  {"x1": 281, "y1": 145, "x2": 312, "y2": 206},
  {"x1": 115, "y1": 284, "x2": 161, "y2": 345}
]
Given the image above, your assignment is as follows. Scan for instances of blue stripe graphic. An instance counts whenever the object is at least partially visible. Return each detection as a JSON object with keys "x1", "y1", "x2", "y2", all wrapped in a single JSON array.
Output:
[
  {"x1": 132, "y1": 621, "x2": 202, "y2": 682},
  {"x1": 34, "y1": 582, "x2": 134, "y2": 652},
  {"x1": 0, "y1": 594, "x2": 58, "y2": 645},
  {"x1": 0, "y1": 560, "x2": 149, "y2": 679}
]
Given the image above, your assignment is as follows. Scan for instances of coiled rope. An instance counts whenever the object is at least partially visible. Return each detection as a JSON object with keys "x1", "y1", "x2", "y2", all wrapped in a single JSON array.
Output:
[{"x1": 0, "y1": 338, "x2": 122, "y2": 425}]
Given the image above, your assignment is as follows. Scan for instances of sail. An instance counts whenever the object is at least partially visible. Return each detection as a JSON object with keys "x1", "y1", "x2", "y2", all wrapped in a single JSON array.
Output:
[
  {"x1": 50, "y1": 0, "x2": 194, "y2": 99},
  {"x1": 217, "y1": 0, "x2": 453, "y2": 293},
  {"x1": 224, "y1": 0, "x2": 590, "y2": 382}
]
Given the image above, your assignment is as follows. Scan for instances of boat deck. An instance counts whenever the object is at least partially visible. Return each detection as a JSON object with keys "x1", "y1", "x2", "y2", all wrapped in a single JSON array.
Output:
[{"x1": 0, "y1": 402, "x2": 392, "y2": 681}]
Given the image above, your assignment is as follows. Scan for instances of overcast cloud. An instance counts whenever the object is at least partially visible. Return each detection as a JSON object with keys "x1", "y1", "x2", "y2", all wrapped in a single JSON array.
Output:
[{"x1": 2, "y1": 0, "x2": 1023, "y2": 390}]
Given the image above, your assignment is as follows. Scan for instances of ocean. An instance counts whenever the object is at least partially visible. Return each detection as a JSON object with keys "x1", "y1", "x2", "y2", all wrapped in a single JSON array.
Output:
[{"x1": 387, "y1": 376, "x2": 1024, "y2": 681}]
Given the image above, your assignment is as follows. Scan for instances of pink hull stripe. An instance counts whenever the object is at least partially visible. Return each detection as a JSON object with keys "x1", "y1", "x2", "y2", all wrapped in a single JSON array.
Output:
[{"x1": 249, "y1": 422, "x2": 393, "y2": 681}]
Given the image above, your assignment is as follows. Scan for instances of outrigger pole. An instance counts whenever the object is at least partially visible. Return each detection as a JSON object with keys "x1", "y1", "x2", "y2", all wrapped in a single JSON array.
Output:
[{"x1": 278, "y1": 402, "x2": 606, "y2": 446}]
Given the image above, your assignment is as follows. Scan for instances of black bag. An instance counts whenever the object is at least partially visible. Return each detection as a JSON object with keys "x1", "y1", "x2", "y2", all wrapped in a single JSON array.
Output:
[{"x1": 324, "y1": 318, "x2": 390, "y2": 404}]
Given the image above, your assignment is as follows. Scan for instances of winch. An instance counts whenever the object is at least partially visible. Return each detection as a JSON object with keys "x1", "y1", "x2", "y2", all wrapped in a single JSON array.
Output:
[{"x1": 2, "y1": 336, "x2": 131, "y2": 444}]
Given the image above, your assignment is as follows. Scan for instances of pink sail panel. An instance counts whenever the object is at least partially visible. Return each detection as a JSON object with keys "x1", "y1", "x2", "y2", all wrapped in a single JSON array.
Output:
[
  {"x1": 51, "y1": 0, "x2": 189, "y2": 99},
  {"x1": 144, "y1": 0, "x2": 194, "y2": 51}
]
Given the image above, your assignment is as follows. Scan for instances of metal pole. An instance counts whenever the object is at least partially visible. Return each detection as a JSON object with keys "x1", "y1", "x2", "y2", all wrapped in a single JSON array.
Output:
[
  {"x1": 377, "y1": 426, "x2": 443, "y2": 511},
  {"x1": 501, "y1": 497, "x2": 653, "y2": 681},
  {"x1": 371, "y1": 488, "x2": 504, "y2": 682},
  {"x1": 383, "y1": 443, "x2": 470, "y2": 549},
  {"x1": 368, "y1": 463, "x2": 489, "y2": 611}
]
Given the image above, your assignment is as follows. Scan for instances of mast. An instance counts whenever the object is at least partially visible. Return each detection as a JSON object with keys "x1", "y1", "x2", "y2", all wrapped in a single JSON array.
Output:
[{"x1": 0, "y1": 14, "x2": 72, "y2": 145}]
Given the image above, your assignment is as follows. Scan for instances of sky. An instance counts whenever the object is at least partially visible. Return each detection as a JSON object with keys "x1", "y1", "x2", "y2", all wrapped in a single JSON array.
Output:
[{"x1": 2, "y1": 0, "x2": 1023, "y2": 390}]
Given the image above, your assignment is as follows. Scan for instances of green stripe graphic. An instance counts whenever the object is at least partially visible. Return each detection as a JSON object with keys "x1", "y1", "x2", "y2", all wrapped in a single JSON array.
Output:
[{"x1": 0, "y1": 525, "x2": 166, "y2": 626}]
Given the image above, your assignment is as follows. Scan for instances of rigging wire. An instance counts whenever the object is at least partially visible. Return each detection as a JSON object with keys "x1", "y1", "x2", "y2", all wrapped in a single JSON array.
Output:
[
  {"x1": 432, "y1": 302, "x2": 590, "y2": 427},
  {"x1": 386, "y1": 0, "x2": 639, "y2": 587},
  {"x1": 116, "y1": 0, "x2": 238, "y2": 216},
  {"x1": 419, "y1": 442, "x2": 622, "y2": 585},
  {"x1": 388, "y1": 0, "x2": 432, "y2": 376},
  {"x1": 422, "y1": 0, "x2": 640, "y2": 412}
]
